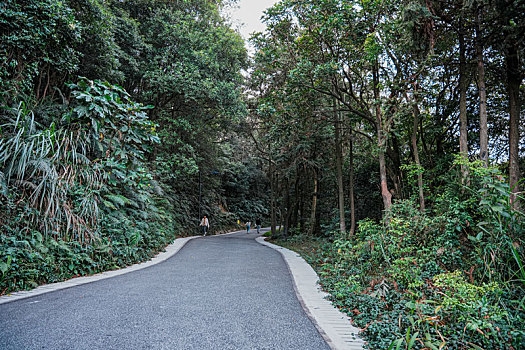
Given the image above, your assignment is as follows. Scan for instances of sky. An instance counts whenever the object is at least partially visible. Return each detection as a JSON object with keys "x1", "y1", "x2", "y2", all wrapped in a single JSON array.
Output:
[{"x1": 225, "y1": 0, "x2": 280, "y2": 55}]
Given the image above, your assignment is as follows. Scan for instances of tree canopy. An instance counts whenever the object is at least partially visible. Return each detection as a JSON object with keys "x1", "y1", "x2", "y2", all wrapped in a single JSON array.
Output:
[{"x1": 248, "y1": 0, "x2": 524, "y2": 348}]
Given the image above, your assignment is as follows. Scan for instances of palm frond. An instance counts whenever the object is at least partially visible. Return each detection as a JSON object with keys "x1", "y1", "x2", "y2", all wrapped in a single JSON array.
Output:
[{"x1": 0, "y1": 102, "x2": 102, "y2": 242}]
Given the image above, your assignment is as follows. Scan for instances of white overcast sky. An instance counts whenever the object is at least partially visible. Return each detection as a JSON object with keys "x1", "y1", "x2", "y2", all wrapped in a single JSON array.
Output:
[{"x1": 225, "y1": 0, "x2": 280, "y2": 54}]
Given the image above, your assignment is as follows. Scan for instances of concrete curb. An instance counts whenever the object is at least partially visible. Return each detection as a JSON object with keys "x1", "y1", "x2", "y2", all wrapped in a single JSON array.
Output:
[
  {"x1": 0, "y1": 230, "x2": 242, "y2": 305},
  {"x1": 256, "y1": 237, "x2": 364, "y2": 350}
]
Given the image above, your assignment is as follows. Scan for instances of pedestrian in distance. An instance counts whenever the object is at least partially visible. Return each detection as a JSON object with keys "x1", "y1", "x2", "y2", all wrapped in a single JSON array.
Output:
[
  {"x1": 200, "y1": 215, "x2": 209, "y2": 236},
  {"x1": 256, "y1": 217, "x2": 262, "y2": 234},
  {"x1": 246, "y1": 220, "x2": 251, "y2": 233}
]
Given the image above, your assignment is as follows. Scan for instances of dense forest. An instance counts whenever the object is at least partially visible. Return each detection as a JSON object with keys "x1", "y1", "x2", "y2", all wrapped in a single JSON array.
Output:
[
  {"x1": 250, "y1": 0, "x2": 524, "y2": 348},
  {"x1": 1, "y1": 0, "x2": 524, "y2": 349},
  {"x1": 0, "y1": 0, "x2": 268, "y2": 291}
]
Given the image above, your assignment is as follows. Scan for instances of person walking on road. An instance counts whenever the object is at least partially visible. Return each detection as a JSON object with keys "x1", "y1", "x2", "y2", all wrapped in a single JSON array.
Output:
[
  {"x1": 200, "y1": 216, "x2": 209, "y2": 236},
  {"x1": 246, "y1": 220, "x2": 251, "y2": 233},
  {"x1": 256, "y1": 218, "x2": 262, "y2": 234}
]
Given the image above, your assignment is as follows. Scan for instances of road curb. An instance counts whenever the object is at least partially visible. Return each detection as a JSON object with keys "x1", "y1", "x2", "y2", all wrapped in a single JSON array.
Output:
[
  {"x1": 0, "y1": 230, "x2": 240, "y2": 305},
  {"x1": 256, "y1": 237, "x2": 364, "y2": 350}
]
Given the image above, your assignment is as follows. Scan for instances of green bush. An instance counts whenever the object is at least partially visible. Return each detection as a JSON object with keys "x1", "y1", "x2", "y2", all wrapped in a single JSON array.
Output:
[
  {"x1": 0, "y1": 193, "x2": 177, "y2": 294},
  {"x1": 0, "y1": 79, "x2": 182, "y2": 294},
  {"x1": 276, "y1": 160, "x2": 525, "y2": 349}
]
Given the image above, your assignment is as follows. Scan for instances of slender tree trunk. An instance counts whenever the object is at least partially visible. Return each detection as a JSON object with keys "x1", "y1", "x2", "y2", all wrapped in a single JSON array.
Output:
[
  {"x1": 476, "y1": 8, "x2": 488, "y2": 167},
  {"x1": 314, "y1": 178, "x2": 322, "y2": 233},
  {"x1": 283, "y1": 177, "x2": 291, "y2": 237},
  {"x1": 289, "y1": 201, "x2": 296, "y2": 231},
  {"x1": 420, "y1": 117, "x2": 432, "y2": 164},
  {"x1": 299, "y1": 177, "x2": 306, "y2": 231},
  {"x1": 410, "y1": 93, "x2": 426, "y2": 211},
  {"x1": 389, "y1": 134, "x2": 403, "y2": 198},
  {"x1": 291, "y1": 174, "x2": 299, "y2": 229},
  {"x1": 506, "y1": 43, "x2": 521, "y2": 209},
  {"x1": 308, "y1": 167, "x2": 318, "y2": 236},
  {"x1": 459, "y1": 16, "x2": 469, "y2": 182},
  {"x1": 379, "y1": 151, "x2": 392, "y2": 212},
  {"x1": 278, "y1": 209, "x2": 283, "y2": 233},
  {"x1": 349, "y1": 135, "x2": 356, "y2": 237},
  {"x1": 269, "y1": 160, "x2": 277, "y2": 236},
  {"x1": 373, "y1": 61, "x2": 392, "y2": 212},
  {"x1": 334, "y1": 99, "x2": 346, "y2": 233}
]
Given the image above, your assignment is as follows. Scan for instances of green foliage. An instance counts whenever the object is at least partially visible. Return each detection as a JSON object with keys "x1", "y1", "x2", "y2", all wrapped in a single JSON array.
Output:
[
  {"x1": 2, "y1": 3, "x2": 523, "y2": 350},
  {"x1": 452, "y1": 155, "x2": 525, "y2": 283},
  {"x1": 1, "y1": 101, "x2": 100, "y2": 241},
  {"x1": 433, "y1": 271, "x2": 503, "y2": 321},
  {"x1": 0, "y1": 194, "x2": 177, "y2": 293},
  {"x1": 0, "y1": 0, "x2": 256, "y2": 297},
  {"x1": 68, "y1": 77, "x2": 160, "y2": 162},
  {"x1": 363, "y1": 32, "x2": 382, "y2": 61},
  {"x1": 68, "y1": 0, "x2": 122, "y2": 82},
  {"x1": 0, "y1": 0, "x2": 81, "y2": 99},
  {"x1": 221, "y1": 155, "x2": 269, "y2": 220},
  {"x1": 0, "y1": 77, "x2": 184, "y2": 294},
  {"x1": 276, "y1": 164, "x2": 525, "y2": 349},
  {"x1": 0, "y1": 78, "x2": 159, "y2": 241}
]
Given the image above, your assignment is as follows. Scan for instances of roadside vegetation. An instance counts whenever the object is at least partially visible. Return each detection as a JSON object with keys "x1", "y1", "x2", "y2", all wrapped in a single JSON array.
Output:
[
  {"x1": 251, "y1": 0, "x2": 525, "y2": 349},
  {"x1": 0, "y1": 0, "x2": 268, "y2": 294},
  {"x1": 274, "y1": 160, "x2": 524, "y2": 348}
]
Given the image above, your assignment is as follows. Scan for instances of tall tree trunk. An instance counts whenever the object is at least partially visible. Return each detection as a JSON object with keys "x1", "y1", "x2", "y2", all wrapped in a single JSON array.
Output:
[
  {"x1": 388, "y1": 134, "x2": 403, "y2": 199},
  {"x1": 307, "y1": 168, "x2": 318, "y2": 236},
  {"x1": 373, "y1": 60, "x2": 392, "y2": 212},
  {"x1": 291, "y1": 174, "x2": 300, "y2": 229},
  {"x1": 506, "y1": 42, "x2": 521, "y2": 209},
  {"x1": 269, "y1": 160, "x2": 277, "y2": 236},
  {"x1": 334, "y1": 99, "x2": 346, "y2": 233},
  {"x1": 349, "y1": 135, "x2": 356, "y2": 237},
  {"x1": 420, "y1": 117, "x2": 432, "y2": 164},
  {"x1": 282, "y1": 177, "x2": 291, "y2": 237},
  {"x1": 459, "y1": 16, "x2": 469, "y2": 182},
  {"x1": 410, "y1": 93, "x2": 426, "y2": 211},
  {"x1": 299, "y1": 176, "x2": 306, "y2": 231},
  {"x1": 476, "y1": 8, "x2": 488, "y2": 167}
]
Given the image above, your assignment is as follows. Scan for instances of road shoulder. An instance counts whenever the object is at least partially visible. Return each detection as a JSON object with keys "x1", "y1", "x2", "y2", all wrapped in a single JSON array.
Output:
[
  {"x1": 256, "y1": 237, "x2": 364, "y2": 350},
  {"x1": 0, "y1": 235, "x2": 203, "y2": 305}
]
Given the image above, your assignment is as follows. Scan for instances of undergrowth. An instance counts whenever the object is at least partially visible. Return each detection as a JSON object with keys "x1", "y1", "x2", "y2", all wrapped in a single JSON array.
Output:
[
  {"x1": 0, "y1": 195, "x2": 179, "y2": 294},
  {"x1": 274, "y1": 159, "x2": 525, "y2": 350}
]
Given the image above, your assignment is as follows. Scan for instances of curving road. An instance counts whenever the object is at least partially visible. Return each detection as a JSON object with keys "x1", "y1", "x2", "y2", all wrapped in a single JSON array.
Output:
[{"x1": 0, "y1": 230, "x2": 330, "y2": 350}]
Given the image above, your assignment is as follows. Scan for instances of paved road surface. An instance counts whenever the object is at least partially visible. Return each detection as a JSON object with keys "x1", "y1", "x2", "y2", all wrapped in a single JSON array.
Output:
[{"x1": 0, "y1": 230, "x2": 330, "y2": 350}]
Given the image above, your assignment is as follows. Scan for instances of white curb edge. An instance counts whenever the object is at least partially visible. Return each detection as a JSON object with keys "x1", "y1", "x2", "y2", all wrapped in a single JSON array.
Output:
[
  {"x1": 256, "y1": 237, "x2": 364, "y2": 350},
  {"x1": 0, "y1": 229, "x2": 244, "y2": 305}
]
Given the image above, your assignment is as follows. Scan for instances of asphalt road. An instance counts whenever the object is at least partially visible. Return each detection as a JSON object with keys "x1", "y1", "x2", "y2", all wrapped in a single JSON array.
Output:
[{"x1": 0, "y1": 230, "x2": 330, "y2": 350}]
